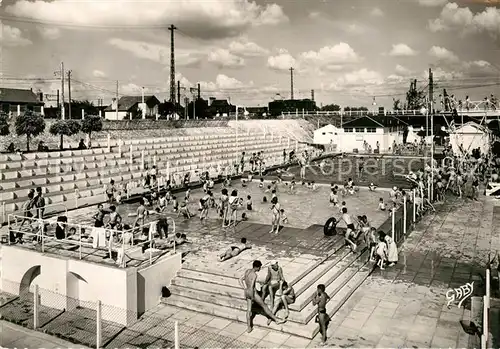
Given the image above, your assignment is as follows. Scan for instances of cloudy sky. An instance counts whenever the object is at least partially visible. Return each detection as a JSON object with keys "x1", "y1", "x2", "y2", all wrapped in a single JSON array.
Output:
[{"x1": 1, "y1": 0, "x2": 499, "y2": 108}]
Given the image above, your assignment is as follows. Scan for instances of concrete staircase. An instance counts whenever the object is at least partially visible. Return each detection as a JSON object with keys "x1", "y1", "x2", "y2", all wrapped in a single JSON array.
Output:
[{"x1": 162, "y1": 235, "x2": 372, "y2": 339}]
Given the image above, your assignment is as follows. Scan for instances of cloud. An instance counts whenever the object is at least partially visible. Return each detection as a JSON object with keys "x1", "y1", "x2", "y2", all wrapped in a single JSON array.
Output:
[
  {"x1": 395, "y1": 64, "x2": 414, "y2": 76},
  {"x1": 428, "y1": 46, "x2": 459, "y2": 62},
  {"x1": 108, "y1": 38, "x2": 204, "y2": 67},
  {"x1": 5, "y1": 0, "x2": 288, "y2": 40},
  {"x1": 299, "y1": 43, "x2": 361, "y2": 70},
  {"x1": 0, "y1": 25, "x2": 32, "y2": 46},
  {"x1": 208, "y1": 49, "x2": 245, "y2": 68},
  {"x1": 175, "y1": 72, "x2": 192, "y2": 87},
  {"x1": 228, "y1": 39, "x2": 269, "y2": 57},
  {"x1": 428, "y1": 2, "x2": 500, "y2": 38},
  {"x1": 417, "y1": 0, "x2": 448, "y2": 6},
  {"x1": 324, "y1": 69, "x2": 384, "y2": 91},
  {"x1": 199, "y1": 74, "x2": 247, "y2": 91},
  {"x1": 388, "y1": 44, "x2": 418, "y2": 56},
  {"x1": 370, "y1": 8, "x2": 384, "y2": 17},
  {"x1": 37, "y1": 26, "x2": 61, "y2": 40},
  {"x1": 267, "y1": 49, "x2": 297, "y2": 71},
  {"x1": 92, "y1": 70, "x2": 107, "y2": 78}
]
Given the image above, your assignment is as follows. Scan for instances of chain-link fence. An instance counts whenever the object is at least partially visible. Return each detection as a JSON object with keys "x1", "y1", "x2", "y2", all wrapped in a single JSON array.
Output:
[{"x1": 0, "y1": 279, "x2": 253, "y2": 349}]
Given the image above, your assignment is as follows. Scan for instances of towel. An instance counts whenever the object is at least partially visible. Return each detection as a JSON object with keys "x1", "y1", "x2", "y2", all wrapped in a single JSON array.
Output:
[
  {"x1": 149, "y1": 221, "x2": 157, "y2": 239},
  {"x1": 95, "y1": 228, "x2": 106, "y2": 248},
  {"x1": 385, "y1": 236, "x2": 399, "y2": 263},
  {"x1": 91, "y1": 228, "x2": 99, "y2": 248}
]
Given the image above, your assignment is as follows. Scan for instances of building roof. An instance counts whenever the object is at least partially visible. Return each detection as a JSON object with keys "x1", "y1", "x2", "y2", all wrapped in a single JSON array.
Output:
[
  {"x1": 210, "y1": 99, "x2": 231, "y2": 108},
  {"x1": 342, "y1": 116, "x2": 385, "y2": 128},
  {"x1": 104, "y1": 95, "x2": 160, "y2": 112},
  {"x1": 315, "y1": 124, "x2": 337, "y2": 132},
  {"x1": 0, "y1": 88, "x2": 42, "y2": 104}
]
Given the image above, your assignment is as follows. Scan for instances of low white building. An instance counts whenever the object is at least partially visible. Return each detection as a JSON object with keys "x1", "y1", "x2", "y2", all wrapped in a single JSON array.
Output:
[
  {"x1": 104, "y1": 95, "x2": 161, "y2": 120},
  {"x1": 449, "y1": 121, "x2": 491, "y2": 156},
  {"x1": 313, "y1": 124, "x2": 339, "y2": 145},
  {"x1": 335, "y1": 116, "x2": 406, "y2": 153}
]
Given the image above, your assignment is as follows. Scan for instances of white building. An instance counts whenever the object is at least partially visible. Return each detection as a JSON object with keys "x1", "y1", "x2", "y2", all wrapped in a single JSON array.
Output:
[
  {"x1": 313, "y1": 124, "x2": 338, "y2": 145},
  {"x1": 335, "y1": 116, "x2": 406, "y2": 153},
  {"x1": 449, "y1": 121, "x2": 491, "y2": 156},
  {"x1": 104, "y1": 95, "x2": 161, "y2": 120}
]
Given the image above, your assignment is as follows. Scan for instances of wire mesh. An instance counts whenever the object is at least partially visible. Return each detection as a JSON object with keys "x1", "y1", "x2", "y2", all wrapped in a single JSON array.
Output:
[{"x1": 0, "y1": 279, "x2": 255, "y2": 349}]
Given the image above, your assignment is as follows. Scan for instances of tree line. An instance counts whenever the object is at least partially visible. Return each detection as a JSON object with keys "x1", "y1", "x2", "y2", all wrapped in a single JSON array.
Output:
[{"x1": 0, "y1": 111, "x2": 103, "y2": 151}]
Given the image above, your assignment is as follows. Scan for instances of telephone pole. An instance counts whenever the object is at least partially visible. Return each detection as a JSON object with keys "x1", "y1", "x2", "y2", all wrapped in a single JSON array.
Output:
[
  {"x1": 67, "y1": 70, "x2": 72, "y2": 119},
  {"x1": 428, "y1": 68, "x2": 434, "y2": 114},
  {"x1": 116, "y1": 80, "x2": 119, "y2": 120},
  {"x1": 168, "y1": 24, "x2": 177, "y2": 104},
  {"x1": 60, "y1": 62, "x2": 65, "y2": 120},
  {"x1": 290, "y1": 67, "x2": 294, "y2": 100}
]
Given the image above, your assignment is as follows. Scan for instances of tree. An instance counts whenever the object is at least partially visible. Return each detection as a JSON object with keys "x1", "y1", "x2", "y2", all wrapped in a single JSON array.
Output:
[
  {"x1": 49, "y1": 119, "x2": 81, "y2": 150},
  {"x1": 15, "y1": 111, "x2": 45, "y2": 151},
  {"x1": 492, "y1": 141, "x2": 500, "y2": 157},
  {"x1": 68, "y1": 100, "x2": 99, "y2": 119},
  {"x1": 393, "y1": 98, "x2": 402, "y2": 111},
  {"x1": 321, "y1": 104, "x2": 341, "y2": 112},
  {"x1": 81, "y1": 116, "x2": 103, "y2": 147},
  {"x1": 0, "y1": 112, "x2": 9, "y2": 136},
  {"x1": 406, "y1": 79, "x2": 425, "y2": 111}
]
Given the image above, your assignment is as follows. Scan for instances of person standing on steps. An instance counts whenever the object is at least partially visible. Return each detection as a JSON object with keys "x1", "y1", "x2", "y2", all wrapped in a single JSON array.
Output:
[
  {"x1": 239, "y1": 260, "x2": 286, "y2": 333},
  {"x1": 312, "y1": 284, "x2": 330, "y2": 345}
]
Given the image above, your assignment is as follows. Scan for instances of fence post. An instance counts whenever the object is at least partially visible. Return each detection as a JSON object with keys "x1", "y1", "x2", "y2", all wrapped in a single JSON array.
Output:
[
  {"x1": 75, "y1": 189, "x2": 79, "y2": 209},
  {"x1": 96, "y1": 300, "x2": 102, "y2": 349},
  {"x1": 412, "y1": 189, "x2": 416, "y2": 223},
  {"x1": 141, "y1": 150, "x2": 145, "y2": 170},
  {"x1": 174, "y1": 321, "x2": 180, "y2": 349},
  {"x1": 129, "y1": 144, "x2": 133, "y2": 164},
  {"x1": 403, "y1": 195, "x2": 407, "y2": 236},
  {"x1": 33, "y1": 284, "x2": 39, "y2": 329},
  {"x1": 107, "y1": 134, "x2": 111, "y2": 152},
  {"x1": 2, "y1": 202, "x2": 5, "y2": 224},
  {"x1": 391, "y1": 208, "x2": 395, "y2": 241},
  {"x1": 118, "y1": 141, "x2": 122, "y2": 158}
]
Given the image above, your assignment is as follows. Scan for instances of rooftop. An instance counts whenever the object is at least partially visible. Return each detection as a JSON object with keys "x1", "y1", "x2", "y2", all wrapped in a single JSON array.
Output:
[{"x1": 0, "y1": 88, "x2": 43, "y2": 105}]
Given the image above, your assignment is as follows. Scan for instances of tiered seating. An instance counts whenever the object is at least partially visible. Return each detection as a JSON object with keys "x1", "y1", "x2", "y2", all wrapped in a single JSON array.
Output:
[
  {"x1": 163, "y1": 234, "x2": 371, "y2": 339},
  {"x1": 0, "y1": 127, "x2": 309, "y2": 224},
  {"x1": 228, "y1": 120, "x2": 314, "y2": 142}
]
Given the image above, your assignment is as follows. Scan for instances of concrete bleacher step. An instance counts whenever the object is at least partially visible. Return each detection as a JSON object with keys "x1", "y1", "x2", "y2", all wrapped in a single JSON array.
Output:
[{"x1": 163, "y1": 259, "x2": 370, "y2": 338}]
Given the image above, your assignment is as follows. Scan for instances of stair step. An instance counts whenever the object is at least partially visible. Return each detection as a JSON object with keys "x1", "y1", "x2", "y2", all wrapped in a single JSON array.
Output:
[
  {"x1": 163, "y1": 267, "x2": 370, "y2": 339},
  {"x1": 177, "y1": 269, "x2": 241, "y2": 288}
]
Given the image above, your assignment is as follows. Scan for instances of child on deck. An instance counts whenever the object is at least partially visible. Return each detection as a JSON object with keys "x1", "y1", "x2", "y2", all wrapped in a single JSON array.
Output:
[
  {"x1": 366, "y1": 227, "x2": 378, "y2": 261},
  {"x1": 259, "y1": 178, "x2": 264, "y2": 189},
  {"x1": 369, "y1": 183, "x2": 377, "y2": 191},
  {"x1": 339, "y1": 201, "x2": 347, "y2": 214},
  {"x1": 269, "y1": 197, "x2": 281, "y2": 235},
  {"x1": 280, "y1": 209, "x2": 288, "y2": 224},
  {"x1": 311, "y1": 181, "x2": 317, "y2": 191},
  {"x1": 376, "y1": 232, "x2": 388, "y2": 270},
  {"x1": 289, "y1": 180, "x2": 296, "y2": 194},
  {"x1": 178, "y1": 201, "x2": 192, "y2": 219},
  {"x1": 184, "y1": 188, "x2": 191, "y2": 202}
]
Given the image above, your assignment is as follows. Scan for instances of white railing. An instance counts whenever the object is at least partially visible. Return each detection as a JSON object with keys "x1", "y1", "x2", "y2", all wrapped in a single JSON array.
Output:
[
  {"x1": 6, "y1": 214, "x2": 174, "y2": 268},
  {"x1": 481, "y1": 266, "x2": 491, "y2": 349}
]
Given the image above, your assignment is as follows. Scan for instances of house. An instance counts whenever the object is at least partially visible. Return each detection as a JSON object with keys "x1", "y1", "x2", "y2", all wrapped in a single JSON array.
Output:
[
  {"x1": 313, "y1": 124, "x2": 339, "y2": 145},
  {"x1": 104, "y1": 95, "x2": 161, "y2": 120},
  {"x1": 336, "y1": 116, "x2": 407, "y2": 152},
  {"x1": 449, "y1": 121, "x2": 491, "y2": 156},
  {"x1": 0, "y1": 88, "x2": 44, "y2": 116},
  {"x1": 208, "y1": 99, "x2": 236, "y2": 117}
]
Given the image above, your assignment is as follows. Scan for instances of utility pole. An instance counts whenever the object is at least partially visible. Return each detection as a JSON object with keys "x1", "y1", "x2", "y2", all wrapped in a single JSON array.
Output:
[
  {"x1": 311, "y1": 89, "x2": 315, "y2": 101},
  {"x1": 56, "y1": 89, "x2": 60, "y2": 109},
  {"x1": 60, "y1": 62, "x2": 65, "y2": 120},
  {"x1": 290, "y1": 67, "x2": 294, "y2": 100},
  {"x1": 177, "y1": 80, "x2": 181, "y2": 106},
  {"x1": 428, "y1": 68, "x2": 434, "y2": 114},
  {"x1": 67, "y1": 70, "x2": 72, "y2": 119},
  {"x1": 168, "y1": 24, "x2": 177, "y2": 103},
  {"x1": 116, "y1": 80, "x2": 120, "y2": 121}
]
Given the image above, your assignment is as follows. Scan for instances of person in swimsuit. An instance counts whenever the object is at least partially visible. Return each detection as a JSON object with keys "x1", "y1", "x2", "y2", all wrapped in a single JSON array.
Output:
[
  {"x1": 239, "y1": 260, "x2": 286, "y2": 333},
  {"x1": 93, "y1": 204, "x2": 110, "y2": 228},
  {"x1": 262, "y1": 260, "x2": 285, "y2": 310},
  {"x1": 107, "y1": 206, "x2": 122, "y2": 230},
  {"x1": 132, "y1": 199, "x2": 148, "y2": 228},
  {"x1": 199, "y1": 191, "x2": 213, "y2": 220},
  {"x1": 218, "y1": 238, "x2": 251, "y2": 261},
  {"x1": 271, "y1": 281, "x2": 295, "y2": 320},
  {"x1": 269, "y1": 197, "x2": 281, "y2": 234},
  {"x1": 313, "y1": 284, "x2": 330, "y2": 345},
  {"x1": 341, "y1": 207, "x2": 357, "y2": 252}
]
